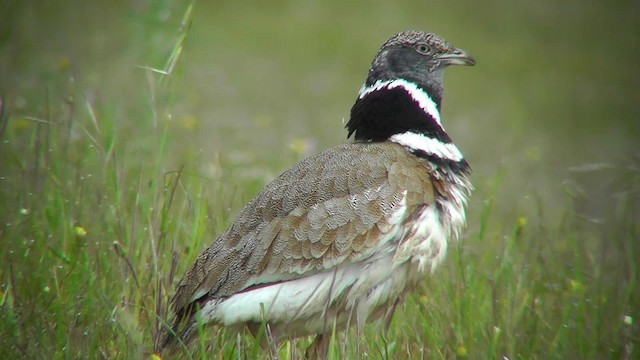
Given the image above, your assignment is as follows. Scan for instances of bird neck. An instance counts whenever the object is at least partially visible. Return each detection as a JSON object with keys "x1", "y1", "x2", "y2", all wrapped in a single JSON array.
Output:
[{"x1": 346, "y1": 78, "x2": 470, "y2": 175}]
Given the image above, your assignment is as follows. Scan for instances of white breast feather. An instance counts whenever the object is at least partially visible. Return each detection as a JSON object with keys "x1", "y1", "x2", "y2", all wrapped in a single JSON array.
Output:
[{"x1": 394, "y1": 179, "x2": 470, "y2": 273}]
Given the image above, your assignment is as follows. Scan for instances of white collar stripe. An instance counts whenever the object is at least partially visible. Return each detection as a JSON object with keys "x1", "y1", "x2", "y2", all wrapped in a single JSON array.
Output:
[
  {"x1": 389, "y1": 132, "x2": 464, "y2": 162},
  {"x1": 358, "y1": 79, "x2": 442, "y2": 126}
]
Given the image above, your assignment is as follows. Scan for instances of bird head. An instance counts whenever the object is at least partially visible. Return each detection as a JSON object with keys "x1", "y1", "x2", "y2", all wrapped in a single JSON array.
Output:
[
  {"x1": 365, "y1": 31, "x2": 475, "y2": 103},
  {"x1": 347, "y1": 30, "x2": 475, "y2": 158}
]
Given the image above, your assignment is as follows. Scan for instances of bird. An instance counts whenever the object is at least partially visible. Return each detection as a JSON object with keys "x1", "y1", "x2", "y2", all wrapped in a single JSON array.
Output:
[{"x1": 160, "y1": 30, "x2": 475, "y2": 358}]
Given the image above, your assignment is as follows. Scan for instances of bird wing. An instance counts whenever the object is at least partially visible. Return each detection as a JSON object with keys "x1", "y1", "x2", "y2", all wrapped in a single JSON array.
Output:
[{"x1": 170, "y1": 142, "x2": 435, "y2": 316}]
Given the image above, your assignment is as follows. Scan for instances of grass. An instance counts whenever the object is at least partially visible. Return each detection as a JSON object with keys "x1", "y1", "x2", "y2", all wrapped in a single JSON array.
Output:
[{"x1": 1, "y1": 0, "x2": 638, "y2": 359}]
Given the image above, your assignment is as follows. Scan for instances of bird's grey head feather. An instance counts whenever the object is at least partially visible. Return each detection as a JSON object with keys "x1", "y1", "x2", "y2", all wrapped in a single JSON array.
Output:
[{"x1": 366, "y1": 30, "x2": 475, "y2": 100}]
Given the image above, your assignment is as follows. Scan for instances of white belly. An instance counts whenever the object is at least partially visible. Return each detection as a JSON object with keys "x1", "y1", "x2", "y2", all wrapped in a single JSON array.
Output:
[{"x1": 200, "y1": 253, "x2": 412, "y2": 336}]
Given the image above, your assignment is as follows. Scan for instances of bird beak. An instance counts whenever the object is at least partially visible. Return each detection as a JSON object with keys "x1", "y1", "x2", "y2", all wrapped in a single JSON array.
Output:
[{"x1": 439, "y1": 49, "x2": 476, "y2": 66}]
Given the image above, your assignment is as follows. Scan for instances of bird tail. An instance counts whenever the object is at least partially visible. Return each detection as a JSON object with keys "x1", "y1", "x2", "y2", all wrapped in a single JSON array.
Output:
[{"x1": 157, "y1": 311, "x2": 199, "y2": 356}]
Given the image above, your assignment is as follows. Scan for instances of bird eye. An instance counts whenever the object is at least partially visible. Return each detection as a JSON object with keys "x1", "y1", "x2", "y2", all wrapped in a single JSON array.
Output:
[{"x1": 414, "y1": 43, "x2": 431, "y2": 54}]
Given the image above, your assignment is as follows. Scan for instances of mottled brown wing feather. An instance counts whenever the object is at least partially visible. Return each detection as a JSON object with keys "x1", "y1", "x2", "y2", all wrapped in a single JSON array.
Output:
[{"x1": 170, "y1": 142, "x2": 435, "y2": 315}]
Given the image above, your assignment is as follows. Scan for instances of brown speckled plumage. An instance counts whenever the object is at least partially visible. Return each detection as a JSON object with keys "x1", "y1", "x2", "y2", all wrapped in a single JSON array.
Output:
[
  {"x1": 171, "y1": 142, "x2": 435, "y2": 312},
  {"x1": 161, "y1": 30, "x2": 475, "y2": 358}
]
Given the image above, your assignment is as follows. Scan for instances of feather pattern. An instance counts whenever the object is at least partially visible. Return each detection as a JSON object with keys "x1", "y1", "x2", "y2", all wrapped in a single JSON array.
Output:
[
  {"x1": 171, "y1": 142, "x2": 434, "y2": 310},
  {"x1": 168, "y1": 141, "x2": 471, "y2": 344}
]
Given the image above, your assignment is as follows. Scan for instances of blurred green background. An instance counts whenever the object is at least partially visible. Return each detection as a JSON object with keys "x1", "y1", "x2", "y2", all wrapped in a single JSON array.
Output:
[
  {"x1": 2, "y1": 0, "x2": 638, "y2": 217},
  {"x1": 0, "y1": 0, "x2": 638, "y2": 358}
]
